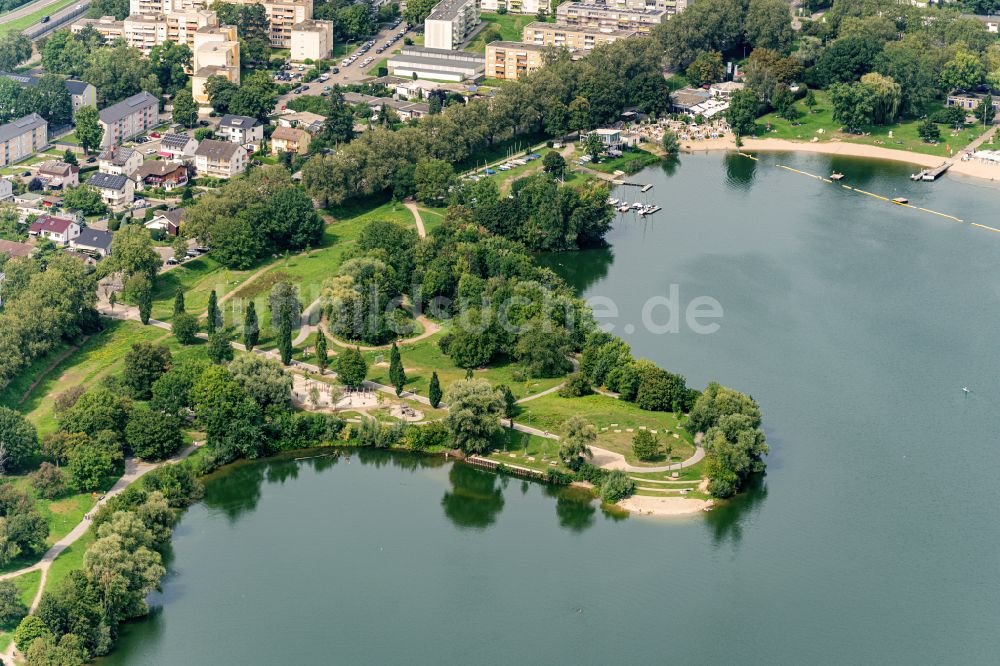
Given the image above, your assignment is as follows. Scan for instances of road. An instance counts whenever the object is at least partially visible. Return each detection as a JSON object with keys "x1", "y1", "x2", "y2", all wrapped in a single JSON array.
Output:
[
  {"x1": 272, "y1": 22, "x2": 417, "y2": 114},
  {"x1": 0, "y1": 0, "x2": 74, "y2": 23}
]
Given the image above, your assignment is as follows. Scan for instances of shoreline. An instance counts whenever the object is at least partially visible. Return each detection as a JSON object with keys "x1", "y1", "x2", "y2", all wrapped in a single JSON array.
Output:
[
  {"x1": 617, "y1": 495, "x2": 713, "y2": 517},
  {"x1": 680, "y1": 137, "x2": 1000, "y2": 183}
]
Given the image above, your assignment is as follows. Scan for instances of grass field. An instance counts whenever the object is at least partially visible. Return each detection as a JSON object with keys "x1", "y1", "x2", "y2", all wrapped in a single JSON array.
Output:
[
  {"x1": 14, "y1": 320, "x2": 175, "y2": 436},
  {"x1": 465, "y1": 12, "x2": 537, "y2": 52},
  {"x1": 0, "y1": 569, "x2": 42, "y2": 649},
  {"x1": 757, "y1": 90, "x2": 983, "y2": 158},
  {"x1": 150, "y1": 255, "x2": 260, "y2": 323},
  {"x1": 516, "y1": 392, "x2": 695, "y2": 465},
  {"x1": 44, "y1": 530, "x2": 95, "y2": 593},
  {"x1": 415, "y1": 206, "x2": 446, "y2": 233},
  {"x1": 364, "y1": 326, "x2": 563, "y2": 401},
  {"x1": 581, "y1": 148, "x2": 661, "y2": 176}
]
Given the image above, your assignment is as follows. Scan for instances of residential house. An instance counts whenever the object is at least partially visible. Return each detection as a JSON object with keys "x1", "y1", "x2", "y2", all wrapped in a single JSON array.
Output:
[
  {"x1": 968, "y1": 14, "x2": 1000, "y2": 33},
  {"x1": 194, "y1": 139, "x2": 247, "y2": 178},
  {"x1": 159, "y1": 133, "x2": 198, "y2": 160},
  {"x1": 217, "y1": 115, "x2": 264, "y2": 151},
  {"x1": 0, "y1": 72, "x2": 97, "y2": 114},
  {"x1": 146, "y1": 207, "x2": 184, "y2": 236},
  {"x1": 99, "y1": 147, "x2": 143, "y2": 177},
  {"x1": 0, "y1": 178, "x2": 11, "y2": 201},
  {"x1": 134, "y1": 160, "x2": 188, "y2": 191},
  {"x1": 36, "y1": 161, "x2": 80, "y2": 189},
  {"x1": 424, "y1": 0, "x2": 480, "y2": 50},
  {"x1": 70, "y1": 228, "x2": 115, "y2": 257},
  {"x1": 98, "y1": 91, "x2": 159, "y2": 148},
  {"x1": 28, "y1": 215, "x2": 81, "y2": 245},
  {"x1": 13, "y1": 192, "x2": 61, "y2": 217},
  {"x1": 290, "y1": 19, "x2": 333, "y2": 62},
  {"x1": 277, "y1": 111, "x2": 326, "y2": 134},
  {"x1": 270, "y1": 126, "x2": 311, "y2": 155},
  {"x1": 371, "y1": 98, "x2": 431, "y2": 121},
  {"x1": 0, "y1": 114, "x2": 48, "y2": 167},
  {"x1": 87, "y1": 172, "x2": 135, "y2": 207}
]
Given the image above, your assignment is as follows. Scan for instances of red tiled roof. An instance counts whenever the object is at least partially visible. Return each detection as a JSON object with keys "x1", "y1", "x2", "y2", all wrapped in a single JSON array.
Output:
[{"x1": 29, "y1": 215, "x2": 75, "y2": 235}]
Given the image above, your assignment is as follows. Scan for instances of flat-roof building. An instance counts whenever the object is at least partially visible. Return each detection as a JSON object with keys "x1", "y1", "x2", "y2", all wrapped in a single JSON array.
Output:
[
  {"x1": 485, "y1": 41, "x2": 547, "y2": 81},
  {"x1": 387, "y1": 46, "x2": 485, "y2": 82},
  {"x1": 290, "y1": 19, "x2": 334, "y2": 62},
  {"x1": 480, "y1": 0, "x2": 550, "y2": 14},
  {"x1": 521, "y1": 21, "x2": 636, "y2": 50},
  {"x1": 424, "y1": 0, "x2": 480, "y2": 50},
  {"x1": 192, "y1": 24, "x2": 241, "y2": 106},
  {"x1": 554, "y1": 2, "x2": 667, "y2": 33},
  {"x1": 231, "y1": 0, "x2": 313, "y2": 48}
]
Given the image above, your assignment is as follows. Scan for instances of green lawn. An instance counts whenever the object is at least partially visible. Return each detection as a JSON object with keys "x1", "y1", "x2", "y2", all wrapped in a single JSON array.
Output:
[
  {"x1": 416, "y1": 206, "x2": 446, "y2": 233},
  {"x1": 0, "y1": 0, "x2": 79, "y2": 35},
  {"x1": 583, "y1": 148, "x2": 662, "y2": 175},
  {"x1": 44, "y1": 530, "x2": 95, "y2": 594},
  {"x1": 757, "y1": 90, "x2": 983, "y2": 158},
  {"x1": 15, "y1": 320, "x2": 174, "y2": 436},
  {"x1": 465, "y1": 12, "x2": 537, "y2": 52},
  {"x1": 150, "y1": 255, "x2": 261, "y2": 323},
  {"x1": 0, "y1": 569, "x2": 42, "y2": 649},
  {"x1": 363, "y1": 326, "x2": 563, "y2": 401},
  {"x1": 516, "y1": 392, "x2": 695, "y2": 465}
]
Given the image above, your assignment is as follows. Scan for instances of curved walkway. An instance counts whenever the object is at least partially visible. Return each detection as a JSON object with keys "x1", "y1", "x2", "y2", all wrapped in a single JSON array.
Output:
[
  {"x1": 320, "y1": 314, "x2": 441, "y2": 351},
  {"x1": 403, "y1": 201, "x2": 426, "y2": 239},
  {"x1": 0, "y1": 442, "x2": 203, "y2": 663}
]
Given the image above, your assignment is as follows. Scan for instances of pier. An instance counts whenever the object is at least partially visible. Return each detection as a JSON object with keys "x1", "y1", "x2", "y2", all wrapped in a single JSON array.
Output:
[{"x1": 911, "y1": 163, "x2": 950, "y2": 181}]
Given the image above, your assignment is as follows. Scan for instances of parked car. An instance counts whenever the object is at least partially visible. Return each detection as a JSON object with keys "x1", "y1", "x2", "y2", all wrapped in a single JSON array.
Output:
[
  {"x1": 166, "y1": 257, "x2": 179, "y2": 265},
  {"x1": 150, "y1": 132, "x2": 161, "y2": 138},
  {"x1": 86, "y1": 156, "x2": 96, "y2": 163}
]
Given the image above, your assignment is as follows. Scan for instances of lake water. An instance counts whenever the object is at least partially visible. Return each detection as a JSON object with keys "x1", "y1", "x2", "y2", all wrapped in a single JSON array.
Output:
[{"x1": 105, "y1": 153, "x2": 1000, "y2": 664}]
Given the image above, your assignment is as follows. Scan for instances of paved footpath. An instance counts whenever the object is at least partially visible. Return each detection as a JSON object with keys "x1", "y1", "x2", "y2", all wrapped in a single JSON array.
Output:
[{"x1": 0, "y1": 442, "x2": 203, "y2": 663}]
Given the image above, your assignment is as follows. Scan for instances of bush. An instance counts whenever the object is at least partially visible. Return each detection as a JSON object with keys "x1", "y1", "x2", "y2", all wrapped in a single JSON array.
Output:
[
  {"x1": 558, "y1": 372, "x2": 592, "y2": 398},
  {"x1": 13, "y1": 615, "x2": 50, "y2": 651},
  {"x1": 125, "y1": 410, "x2": 184, "y2": 461},
  {"x1": 631, "y1": 429, "x2": 660, "y2": 461},
  {"x1": 0, "y1": 580, "x2": 28, "y2": 627},
  {"x1": 600, "y1": 470, "x2": 635, "y2": 503},
  {"x1": 918, "y1": 118, "x2": 940, "y2": 143},
  {"x1": 173, "y1": 313, "x2": 200, "y2": 344},
  {"x1": 30, "y1": 462, "x2": 66, "y2": 500}
]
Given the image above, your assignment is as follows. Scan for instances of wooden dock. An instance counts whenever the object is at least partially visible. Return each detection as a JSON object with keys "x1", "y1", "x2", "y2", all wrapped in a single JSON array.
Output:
[{"x1": 911, "y1": 163, "x2": 951, "y2": 181}]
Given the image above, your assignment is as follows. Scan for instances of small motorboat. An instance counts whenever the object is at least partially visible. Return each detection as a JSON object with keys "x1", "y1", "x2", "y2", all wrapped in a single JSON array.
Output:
[
  {"x1": 608, "y1": 197, "x2": 619, "y2": 205},
  {"x1": 830, "y1": 172, "x2": 845, "y2": 181},
  {"x1": 892, "y1": 197, "x2": 909, "y2": 205},
  {"x1": 618, "y1": 203, "x2": 630, "y2": 212}
]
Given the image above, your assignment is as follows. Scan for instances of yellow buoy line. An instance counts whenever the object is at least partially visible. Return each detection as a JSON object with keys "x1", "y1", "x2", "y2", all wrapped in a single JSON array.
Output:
[{"x1": 734, "y1": 152, "x2": 971, "y2": 226}]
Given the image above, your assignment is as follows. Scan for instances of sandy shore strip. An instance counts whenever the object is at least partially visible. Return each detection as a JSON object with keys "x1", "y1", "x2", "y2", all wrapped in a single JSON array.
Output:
[
  {"x1": 617, "y1": 495, "x2": 712, "y2": 517},
  {"x1": 679, "y1": 137, "x2": 1000, "y2": 183}
]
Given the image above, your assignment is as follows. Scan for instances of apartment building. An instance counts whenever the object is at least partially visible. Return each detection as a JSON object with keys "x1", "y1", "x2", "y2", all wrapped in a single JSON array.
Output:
[
  {"x1": 98, "y1": 91, "x2": 160, "y2": 148},
  {"x1": 0, "y1": 114, "x2": 48, "y2": 167},
  {"x1": 480, "y1": 0, "x2": 549, "y2": 14},
  {"x1": 192, "y1": 24, "x2": 241, "y2": 105},
  {"x1": 485, "y1": 41, "x2": 546, "y2": 81},
  {"x1": 606, "y1": 0, "x2": 688, "y2": 14},
  {"x1": 98, "y1": 146, "x2": 143, "y2": 176},
  {"x1": 129, "y1": 0, "x2": 205, "y2": 14},
  {"x1": 123, "y1": 9, "x2": 219, "y2": 54},
  {"x1": 0, "y1": 73, "x2": 96, "y2": 114},
  {"x1": 554, "y1": 2, "x2": 667, "y2": 33},
  {"x1": 290, "y1": 19, "x2": 334, "y2": 62},
  {"x1": 217, "y1": 114, "x2": 264, "y2": 150},
  {"x1": 521, "y1": 21, "x2": 636, "y2": 50},
  {"x1": 270, "y1": 126, "x2": 311, "y2": 155},
  {"x1": 194, "y1": 139, "x2": 247, "y2": 179},
  {"x1": 424, "y1": 0, "x2": 480, "y2": 50},
  {"x1": 232, "y1": 0, "x2": 313, "y2": 48},
  {"x1": 71, "y1": 15, "x2": 126, "y2": 42}
]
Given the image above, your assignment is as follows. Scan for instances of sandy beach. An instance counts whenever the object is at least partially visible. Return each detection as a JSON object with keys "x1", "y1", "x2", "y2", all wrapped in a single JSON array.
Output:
[
  {"x1": 617, "y1": 495, "x2": 712, "y2": 517},
  {"x1": 680, "y1": 136, "x2": 1000, "y2": 183}
]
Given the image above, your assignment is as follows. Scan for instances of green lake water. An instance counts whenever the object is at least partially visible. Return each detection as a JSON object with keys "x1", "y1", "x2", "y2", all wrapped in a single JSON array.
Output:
[{"x1": 104, "y1": 153, "x2": 1000, "y2": 664}]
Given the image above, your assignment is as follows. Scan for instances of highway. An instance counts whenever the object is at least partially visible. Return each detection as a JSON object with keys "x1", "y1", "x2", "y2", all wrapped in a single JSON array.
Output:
[{"x1": 0, "y1": 0, "x2": 74, "y2": 23}]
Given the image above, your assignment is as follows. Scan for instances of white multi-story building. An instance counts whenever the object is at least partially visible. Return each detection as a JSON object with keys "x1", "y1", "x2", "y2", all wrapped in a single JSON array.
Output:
[
  {"x1": 424, "y1": 0, "x2": 480, "y2": 50},
  {"x1": 521, "y1": 21, "x2": 636, "y2": 50},
  {"x1": 290, "y1": 19, "x2": 334, "y2": 62},
  {"x1": 122, "y1": 9, "x2": 220, "y2": 54},
  {"x1": 194, "y1": 139, "x2": 247, "y2": 179},
  {"x1": 231, "y1": 0, "x2": 313, "y2": 48},
  {"x1": 480, "y1": 0, "x2": 550, "y2": 14},
  {"x1": 192, "y1": 24, "x2": 241, "y2": 106},
  {"x1": 554, "y1": 2, "x2": 667, "y2": 33},
  {"x1": 98, "y1": 91, "x2": 160, "y2": 148}
]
